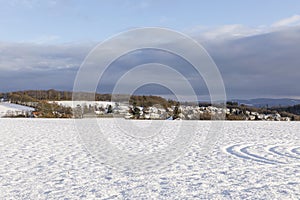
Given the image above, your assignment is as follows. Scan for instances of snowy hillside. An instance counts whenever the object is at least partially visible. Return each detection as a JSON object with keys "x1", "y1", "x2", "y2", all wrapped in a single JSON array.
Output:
[{"x1": 0, "y1": 103, "x2": 35, "y2": 117}]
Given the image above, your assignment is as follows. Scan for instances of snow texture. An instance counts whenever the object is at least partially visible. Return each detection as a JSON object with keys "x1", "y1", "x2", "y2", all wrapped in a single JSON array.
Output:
[{"x1": 0, "y1": 119, "x2": 299, "y2": 199}]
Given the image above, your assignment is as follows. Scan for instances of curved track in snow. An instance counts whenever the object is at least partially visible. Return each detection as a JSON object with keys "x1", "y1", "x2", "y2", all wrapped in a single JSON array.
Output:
[
  {"x1": 225, "y1": 144, "x2": 300, "y2": 165},
  {"x1": 291, "y1": 147, "x2": 300, "y2": 155},
  {"x1": 269, "y1": 146, "x2": 300, "y2": 160}
]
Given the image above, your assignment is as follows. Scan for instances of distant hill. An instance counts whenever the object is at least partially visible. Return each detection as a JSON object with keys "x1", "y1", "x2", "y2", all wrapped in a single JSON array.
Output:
[
  {"x1": 232, "y1": 98, "x2": 300, "y2": 108},
  {"x1": 274, "y1": 104, "x2": 300, "y2": 116},
  {"x1": 0, "y1": 89, "x2": 178, "y2": 108}
]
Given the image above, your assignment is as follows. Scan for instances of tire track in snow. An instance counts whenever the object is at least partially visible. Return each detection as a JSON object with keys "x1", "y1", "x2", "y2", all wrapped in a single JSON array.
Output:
[
  {"x1": 240, "y1": 146, "x2": 286, "y2": 164},
  {"x1": 224, "y1": 144, "x2": 300, "y2": 165},
  {"x1": 269, "y1": 146, "x2": 300, "y2": 160},
  {"x1": 291, "y1": 147, "x2": 300, "y2": 155},
  {"x1": 225, "y1": 145, "x2": 278, "y2": 165}
]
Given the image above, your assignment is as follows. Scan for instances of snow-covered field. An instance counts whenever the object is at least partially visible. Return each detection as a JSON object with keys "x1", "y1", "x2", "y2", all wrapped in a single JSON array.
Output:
[
  {"x1": 0, "y1": 103, "x2": 35, "y2": 117},
  {"x1": 0, "y1": 119, "x2": 299, "y2": 199}
]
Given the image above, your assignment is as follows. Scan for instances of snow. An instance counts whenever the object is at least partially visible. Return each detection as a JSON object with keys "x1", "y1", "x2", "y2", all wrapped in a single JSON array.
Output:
[
  {"x1": 50, "y1": 101, "x2": 115, "y2": 108},
  {"x1": 0, "y1": 119, "x2": 299, "y2": 199},
  {"x1": 0, "y1": 103, "x2": 34, "y2": 117}
]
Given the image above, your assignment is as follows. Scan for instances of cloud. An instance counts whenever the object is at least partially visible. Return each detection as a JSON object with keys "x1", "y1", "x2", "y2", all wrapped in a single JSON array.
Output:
[
  {"x1": 96, "y1": 49, "x2": 208, "y2": 97},
  {"x1": 25, "y1": 35, "x2": 61, "y2": 44},
  {"x1": 272, "y1": 14, "x2": 300, "y2": 27},
  {"x1": 1, "y1": 22, "x2": 300, "y2": 100},
  {"x1": 0, "y1": 42, "x2": 93, "y2": 91},
  {"x1": 0, "y1": 42, "x2": 92, "y2": 70},
  {"x1": 204, "y1": 26, "x2": 300, "y2": 99},
  {"x1": 187, "y1": 14, "x2": 300, "y2": 42},
  {"x1": 192, "y1": 24, "x2": 264, "y2": 41}
]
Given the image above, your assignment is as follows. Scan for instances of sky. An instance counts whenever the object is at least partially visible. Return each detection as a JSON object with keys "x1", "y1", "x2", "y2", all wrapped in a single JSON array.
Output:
[{"x1": 1, "y1": 0, "x2": 300, "y2": 100}]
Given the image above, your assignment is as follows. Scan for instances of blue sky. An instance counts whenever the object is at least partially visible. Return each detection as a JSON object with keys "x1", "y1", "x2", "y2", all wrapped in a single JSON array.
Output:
[
  {"x1": 1, "y1": 0, "x2": 300, "y2": 100},
  {"x1": 1, "y1": 0, "x2": 300, "y2": 43}
]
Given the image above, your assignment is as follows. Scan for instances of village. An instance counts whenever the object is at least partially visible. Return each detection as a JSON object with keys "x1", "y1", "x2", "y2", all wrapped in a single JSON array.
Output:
[
  {"x1": 0, "y1": 100, "x2": 292, "y2": 121},
  {"x1": 109, "y1": 103, "x2": 291, "y2": 121},
  {"x1": 0, "y1": 96, "x2": 295, "y2": 121}
]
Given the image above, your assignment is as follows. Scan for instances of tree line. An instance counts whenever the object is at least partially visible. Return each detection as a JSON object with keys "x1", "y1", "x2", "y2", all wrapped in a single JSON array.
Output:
[{"x1": 0, "y1": 89, "x2": 179, "y2": 107}]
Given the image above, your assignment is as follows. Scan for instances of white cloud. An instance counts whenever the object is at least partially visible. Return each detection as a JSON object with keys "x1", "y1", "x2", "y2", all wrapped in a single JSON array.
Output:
[
  {"x1": 25, "y1": 35, "x2": 61, "y2": 44},
  {"x1": 185, "y1": 24, "x2": 269, "y2": 42},
  {"x1": 0, "y1": 42, "x2": 92, "y2": 71},
  {"x1": 200, "y1": 24, "x2": 263, "y2": 40},
  {"x1": 187, "y1": 14, "x2": 300, "y2": 42},
  {"x1": 272, "y1": 14, "x2": 300, "y2": 27}
]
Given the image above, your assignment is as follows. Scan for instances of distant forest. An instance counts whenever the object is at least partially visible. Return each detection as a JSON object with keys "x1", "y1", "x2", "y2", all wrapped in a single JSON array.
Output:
[{"x1": 0, "y1": 89, "x2": 179, "y2": 108}]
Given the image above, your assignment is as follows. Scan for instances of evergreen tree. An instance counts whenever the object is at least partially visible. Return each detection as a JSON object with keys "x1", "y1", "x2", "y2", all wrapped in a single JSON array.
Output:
[
  {"x1": 107, "y1": 105, "x2": 113, "y2": 113},
  {"x1": 173, "y1": 103, "x2": 181, "y2": 119}
]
